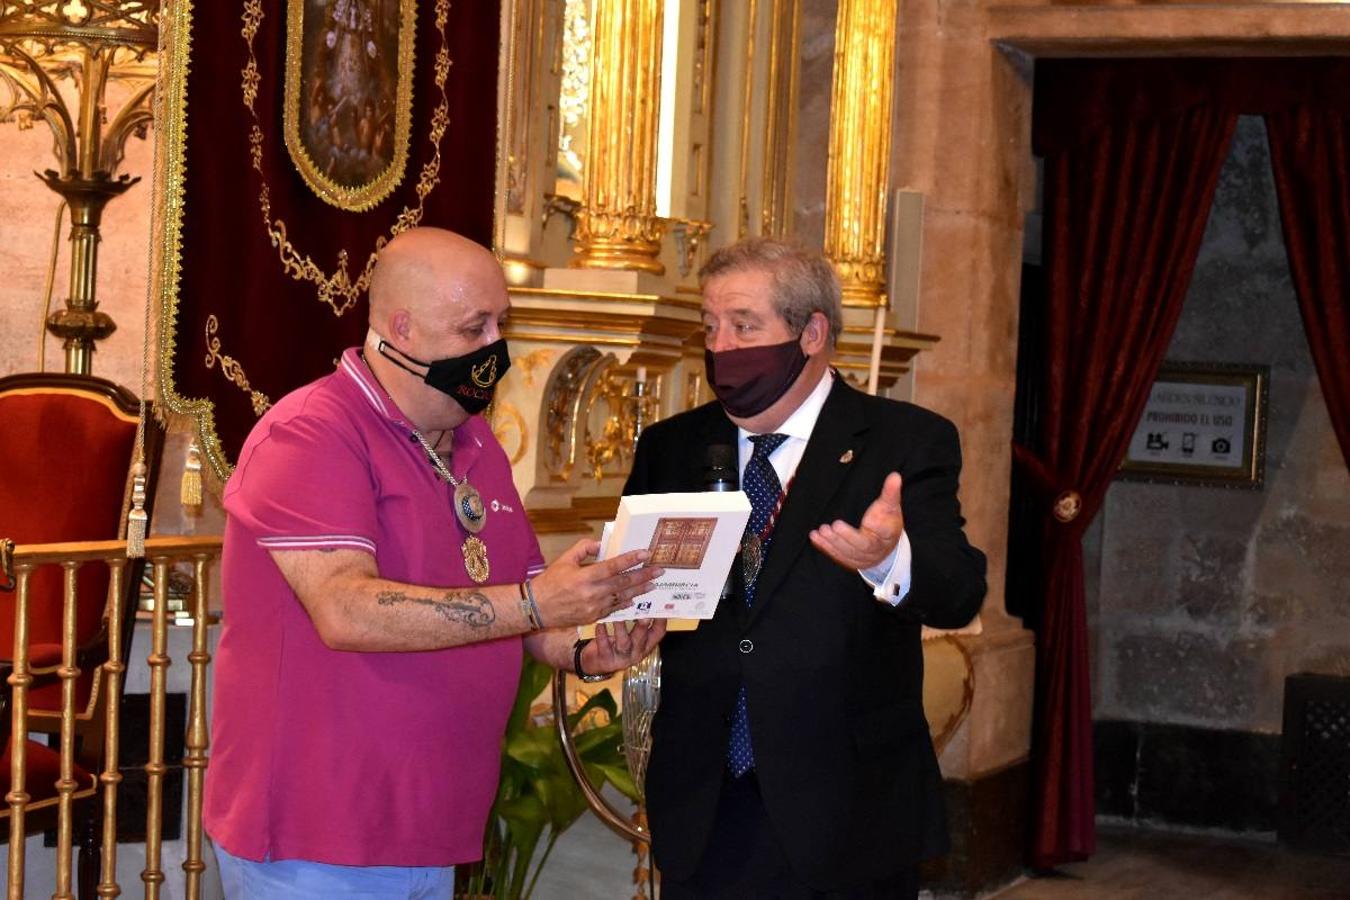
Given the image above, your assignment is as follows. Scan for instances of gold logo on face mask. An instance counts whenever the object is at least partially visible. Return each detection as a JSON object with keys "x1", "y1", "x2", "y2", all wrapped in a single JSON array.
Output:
[{"x1": 471, "y1": 355, "x2": 499, "y2": 388}]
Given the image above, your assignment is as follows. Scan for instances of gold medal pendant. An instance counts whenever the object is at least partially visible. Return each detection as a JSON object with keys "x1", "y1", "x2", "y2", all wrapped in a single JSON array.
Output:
[
  {"x1": 408, "y1": 426, "x2": 492, "y2": 584},
  {"x1": 741, "y1": 533, "x2": 763, "y2": 586},
  {"x1": 463, "y1": 535, "x2": 490, "y2": 584},
  {"x1": 454, "y1": 481, "x2": 487, "y2": 534}
]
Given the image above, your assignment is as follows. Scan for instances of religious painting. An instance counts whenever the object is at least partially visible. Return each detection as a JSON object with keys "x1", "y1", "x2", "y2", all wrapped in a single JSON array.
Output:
[
  {"x1": 1119, "y1": 362, "x2": 1269, "y2": 488},
  {"x1": 284, "y1": 0, "x2": 417, "y2": 210}
]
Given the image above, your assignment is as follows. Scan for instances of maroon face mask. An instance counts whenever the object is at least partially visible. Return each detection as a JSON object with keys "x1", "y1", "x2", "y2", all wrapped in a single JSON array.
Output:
[{"x1": 704, "y1": 338, "x2": 809, "y2": 418}]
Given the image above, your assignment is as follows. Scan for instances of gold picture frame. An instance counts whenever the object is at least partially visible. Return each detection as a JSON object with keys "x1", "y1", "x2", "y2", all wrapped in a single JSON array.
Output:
[
  {"x1": 282, "y1": 0, "x2": 417, "y2": 211},
  {"x1": 1119, "y1": 362, "x2": 1269, "y2": 488}
]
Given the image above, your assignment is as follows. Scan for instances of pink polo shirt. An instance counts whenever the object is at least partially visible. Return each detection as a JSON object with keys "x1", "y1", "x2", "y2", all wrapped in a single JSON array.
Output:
[{"x1": 204, "y1": 348, "x2": 544, "y2": 867}]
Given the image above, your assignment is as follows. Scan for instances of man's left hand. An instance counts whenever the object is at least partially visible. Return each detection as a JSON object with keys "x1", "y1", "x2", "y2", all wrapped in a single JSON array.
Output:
[
  {"x1": 585, "y1": 618, "x2": 667, "y2": 674},
  {"x1": 809, "y1": 471, "x2": 905, "y2": 572}
]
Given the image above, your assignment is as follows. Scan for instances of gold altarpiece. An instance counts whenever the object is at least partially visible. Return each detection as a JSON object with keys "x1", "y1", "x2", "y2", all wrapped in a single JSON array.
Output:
[{"x1": 491, "y1": 0, "x2": 937, "y2": 551}]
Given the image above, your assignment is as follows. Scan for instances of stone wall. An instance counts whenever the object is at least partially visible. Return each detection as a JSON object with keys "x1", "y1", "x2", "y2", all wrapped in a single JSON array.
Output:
[{"x1": 1087, "y1": 116, "x2": 1350, "y2": 737}]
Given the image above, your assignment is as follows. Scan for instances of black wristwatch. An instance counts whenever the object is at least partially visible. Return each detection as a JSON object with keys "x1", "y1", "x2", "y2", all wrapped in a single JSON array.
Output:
[{"x1": 572, "y1": 638, "x2": 610, "y2": 683}]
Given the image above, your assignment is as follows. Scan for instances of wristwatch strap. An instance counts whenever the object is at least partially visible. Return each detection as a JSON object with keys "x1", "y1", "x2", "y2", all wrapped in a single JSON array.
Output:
[{"x1": 572, "y1": 637, "x2": 609, "y2": 683}]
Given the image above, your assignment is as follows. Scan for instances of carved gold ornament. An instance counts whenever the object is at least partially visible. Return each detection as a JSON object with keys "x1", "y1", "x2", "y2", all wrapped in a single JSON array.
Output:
[
  {"x1": 513, "y1": 348, "x2": 557, "y2": 387},
  {"x1": 544, "y1": 346, "x2": 600, "y2": 479},
  {"x1": 282, "y1": 0, "x2": 417, "y2": 211},
  {"x1": 490, "y1": 400, "x2": 529, "y2": 466},
  {"x1": 239, "y1": 0, "x2": 452, "y2": 316},
  {"x1": 684, "y1": 371, "x2": 703, "y2": 411},
  {"x1": 542, "y1": 347, "x2": 655, "y2": 484}
]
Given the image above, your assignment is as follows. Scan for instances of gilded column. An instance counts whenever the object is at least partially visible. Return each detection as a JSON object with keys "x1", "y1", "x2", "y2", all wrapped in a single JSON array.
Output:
[
  {"x1": 823, "y1": 0, "x2": 897, "y2": 306},
  {"x1": 570, "y1": 0, "x2": 666, "y2": 274}
]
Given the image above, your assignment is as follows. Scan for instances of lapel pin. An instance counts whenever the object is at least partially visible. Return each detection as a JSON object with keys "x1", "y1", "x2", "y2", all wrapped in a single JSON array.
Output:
[{"x1": 839, "y1": 449, "x2": 854, "y2": 464}]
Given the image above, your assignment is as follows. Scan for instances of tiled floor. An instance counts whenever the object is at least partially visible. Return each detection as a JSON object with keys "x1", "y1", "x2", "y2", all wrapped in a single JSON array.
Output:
[{"x1": 987, "y1": 827, "x2": 1350, "y2": 899}]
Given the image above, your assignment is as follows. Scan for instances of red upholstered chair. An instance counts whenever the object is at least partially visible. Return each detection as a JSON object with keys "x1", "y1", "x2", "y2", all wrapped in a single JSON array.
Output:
[{"x1": 0, "y1": 372, "x2": 163, "y2": 898}]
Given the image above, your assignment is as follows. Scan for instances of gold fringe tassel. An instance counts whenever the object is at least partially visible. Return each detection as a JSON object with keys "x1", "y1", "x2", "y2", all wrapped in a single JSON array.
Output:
[
  {"x1": 126, "y1": 461, "x2": 148, "y2": 559},
  {"x1": 181, "y1": 439, "x2": 203, "y2": 507}
]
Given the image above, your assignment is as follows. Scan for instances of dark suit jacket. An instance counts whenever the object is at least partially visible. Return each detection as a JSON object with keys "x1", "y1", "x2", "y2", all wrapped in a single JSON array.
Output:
[{"x1": 623, "y1": 377, "x2": 987, "y2": 890}]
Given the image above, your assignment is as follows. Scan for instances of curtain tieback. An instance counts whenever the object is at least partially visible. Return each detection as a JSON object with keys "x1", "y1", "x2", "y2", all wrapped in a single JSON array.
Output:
[
  {"x1": 1012, "y1": 442, "x2": 1083, "y2": 524},
  {"x1": 1052, "y1": 490, "x2": 1083, "y2": 523}
]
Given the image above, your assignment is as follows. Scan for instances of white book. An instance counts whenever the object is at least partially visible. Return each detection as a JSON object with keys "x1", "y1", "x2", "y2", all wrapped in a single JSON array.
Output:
[{"x1": 593, "y1": 490, "x2": 751, "y2": 625}]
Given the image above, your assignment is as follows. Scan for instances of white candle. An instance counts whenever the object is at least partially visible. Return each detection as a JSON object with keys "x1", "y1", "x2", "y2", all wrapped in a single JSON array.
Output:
[{"x1": 636, "y1": 365, "x2": 647, "y2": 384}]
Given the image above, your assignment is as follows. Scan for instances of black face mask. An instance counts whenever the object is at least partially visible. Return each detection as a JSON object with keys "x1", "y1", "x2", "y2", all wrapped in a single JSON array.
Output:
[
  {"x1": 704, "y1": 337, "x2": 809, "y2": 419},
  {"x1": 377, "y1": 337, "x2": 511, "y2": 415}
]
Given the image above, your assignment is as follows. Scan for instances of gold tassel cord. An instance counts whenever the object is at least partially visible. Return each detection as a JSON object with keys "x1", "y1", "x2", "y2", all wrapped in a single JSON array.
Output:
[
  {"x1": 180, "y1": 440, "x2": 203, "y2": 507},
  {"x1": 126, "y1": 462, "x2": 148, "y2": 559},
  {"x1": 127, "y1": 10, "x2": 169, "y2": 560}
]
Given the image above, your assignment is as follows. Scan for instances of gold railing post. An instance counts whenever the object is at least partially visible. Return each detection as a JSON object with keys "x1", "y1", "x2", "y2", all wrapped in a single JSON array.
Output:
[
  {"x1": 181, "y1": 554, "x2": 213, "y2": 900},
  {"x1": 823, "y1": 0, "x2": 898, "y2": 307},
  {"x1": 99, "y1": 558, "x2": 128, "y2": 900},
  {"x1": 54, "y1": 562, "x2": 81, "y2": 899},
  {"x1": 0, "y1": 537, "x2": 222, "y2": 898},
  {"x1": 140, "y1": 558, "x2": 171, "y2": 898},
  {"x1": 6, "y1": 566, "x2": 33, "y2": 900},
  {"x1": 569, "y1": 0, "x2": 668, "y2": 274}
]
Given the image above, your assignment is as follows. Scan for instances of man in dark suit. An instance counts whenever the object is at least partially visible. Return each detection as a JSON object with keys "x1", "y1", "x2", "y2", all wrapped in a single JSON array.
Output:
[{"x1": 623, "y1": 237, "x2": 987, "y2": 898}]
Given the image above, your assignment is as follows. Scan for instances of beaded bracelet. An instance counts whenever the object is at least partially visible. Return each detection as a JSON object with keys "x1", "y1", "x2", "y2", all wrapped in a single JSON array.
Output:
[{"x1": 519, "y1": 578, "x2": 545, "y2": 630}]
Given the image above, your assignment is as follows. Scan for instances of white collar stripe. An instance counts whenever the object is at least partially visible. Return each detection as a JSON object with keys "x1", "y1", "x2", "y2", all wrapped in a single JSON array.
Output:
[{"x1": 340, "y1": 354, "x2": 390, "y2": 418}]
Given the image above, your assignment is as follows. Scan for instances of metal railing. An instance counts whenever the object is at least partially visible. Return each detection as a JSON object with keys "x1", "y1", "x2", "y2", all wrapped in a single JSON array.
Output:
[{"x1": 2, "y1": 535, "x2": 222, "y2": 900}]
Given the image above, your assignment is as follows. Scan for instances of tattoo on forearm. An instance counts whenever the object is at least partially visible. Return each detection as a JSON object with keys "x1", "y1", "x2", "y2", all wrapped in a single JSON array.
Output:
[{"x1": 376, "y1": 590, "x2": 496, "y2": 628}]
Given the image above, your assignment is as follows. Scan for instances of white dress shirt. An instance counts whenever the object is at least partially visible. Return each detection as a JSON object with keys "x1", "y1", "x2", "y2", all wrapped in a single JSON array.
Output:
[{"x1": 736, "y1": 369, "x2": 913, "y2": 605}]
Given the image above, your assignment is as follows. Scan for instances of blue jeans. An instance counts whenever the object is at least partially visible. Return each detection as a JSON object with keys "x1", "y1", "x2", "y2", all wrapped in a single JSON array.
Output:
[{"x1": 213, "y1": 842, "x2": 456, "y2": 900}]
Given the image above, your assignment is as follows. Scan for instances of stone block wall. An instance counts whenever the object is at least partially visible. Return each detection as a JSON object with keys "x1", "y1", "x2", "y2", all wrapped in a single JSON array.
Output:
[{"x1": 1085, "y1": 116, "x2": 1350, "y2": 834}]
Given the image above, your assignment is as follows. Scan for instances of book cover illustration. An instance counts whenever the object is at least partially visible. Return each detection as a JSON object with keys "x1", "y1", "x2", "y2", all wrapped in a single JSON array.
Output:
[{"x1": 647, "y1": 517, "x2": 717, "y2": 569}]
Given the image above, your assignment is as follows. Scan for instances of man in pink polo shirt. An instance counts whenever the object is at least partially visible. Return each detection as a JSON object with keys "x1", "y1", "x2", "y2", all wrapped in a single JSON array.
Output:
[{"x1": 204, "y1": 228, "x2": 664, "y2": 899}]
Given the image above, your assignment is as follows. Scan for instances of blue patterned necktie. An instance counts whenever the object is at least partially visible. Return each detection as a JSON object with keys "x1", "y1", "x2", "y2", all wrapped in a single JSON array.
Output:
[{"x1": 727, "y1": 432, "x2": 789, "y2": 777}]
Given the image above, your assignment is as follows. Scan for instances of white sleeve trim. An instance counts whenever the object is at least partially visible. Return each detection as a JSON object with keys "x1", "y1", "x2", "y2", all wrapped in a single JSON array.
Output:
[{"x1": 257, "y1": 534, "x2": 377, "y2": 555}]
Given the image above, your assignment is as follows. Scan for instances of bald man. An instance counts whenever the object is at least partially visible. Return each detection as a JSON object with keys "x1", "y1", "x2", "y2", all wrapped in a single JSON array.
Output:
[{"x1": 204, "y1": 228, "x2": 665, "y2": 899}]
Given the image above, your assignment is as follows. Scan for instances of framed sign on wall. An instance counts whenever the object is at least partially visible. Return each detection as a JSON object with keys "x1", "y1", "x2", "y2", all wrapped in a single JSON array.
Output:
[{"x1": 1120, "y1": 362, "x2": 1270, "y2": 488}]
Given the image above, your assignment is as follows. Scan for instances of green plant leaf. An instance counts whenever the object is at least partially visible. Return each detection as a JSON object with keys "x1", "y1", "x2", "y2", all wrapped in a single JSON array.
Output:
[
  {"x1": 485, "y1": 658, "x2": 648, "y2": 898},
  {"x1": 594, "y1": 760, "x2": 641, "y2": 802},
  {"x1": 566, "y1": 687, "x2": 618, "y2": 730},
  {"x1": 574, "y1": 720, "x2": 625, "y2": 756},
  {"x1": 505, "y1": 657, "x2": 553, "y2": 735},
  {"x1": 497, "y1": 793, "x2": 549, "y2": 828},
  {"x1": 505, "y1": 725, "x2": 560, "y2": 769}
]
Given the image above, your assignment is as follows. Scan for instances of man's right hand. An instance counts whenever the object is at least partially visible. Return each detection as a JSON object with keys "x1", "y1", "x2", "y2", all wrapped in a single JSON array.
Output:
[{"x1": 529, "y1": 539, "x2": 663, "y2": 628}]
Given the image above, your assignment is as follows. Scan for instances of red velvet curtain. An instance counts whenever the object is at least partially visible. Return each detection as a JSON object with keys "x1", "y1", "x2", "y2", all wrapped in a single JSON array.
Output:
[
  {"x1": 1266, "y1": 107, "x2": 1350, "y2": 470},
  {"x1": 1016, "y1": 102, "x2": 1238, "y2": 868}
]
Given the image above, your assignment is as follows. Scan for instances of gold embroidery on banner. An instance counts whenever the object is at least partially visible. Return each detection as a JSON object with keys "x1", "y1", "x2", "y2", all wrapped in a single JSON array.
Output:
[
  {"x1": 155, "y1": 0, "x2": 234, "y2": 481},
  {"x1": 240, "y1": 0, "x2": 452, "y2": 316},
  {"x1": 282, "y1": 0, "x2": 416, "y2": 211},
  {"x1": 204, "y1": 316, "x2": 273, "y2": 416},
  {"x1": 155, "y1": 0, "x2": 461, "y2": 482}
]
